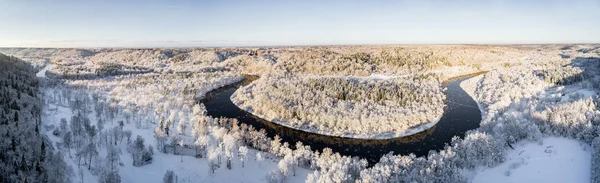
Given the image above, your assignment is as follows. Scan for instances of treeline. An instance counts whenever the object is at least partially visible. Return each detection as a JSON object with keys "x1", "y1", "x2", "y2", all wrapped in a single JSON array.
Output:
[
  {"x1": 274, "y1": 48, "x2": 451, "y2": 76},
  {"x1": 535, "y1": 66, "x2": 584, "y2": 85},
  {"x1": 275, "y1": 50, "x2": 374, "y2": 76},
  {"x1": 305, "y1": 74, "x2": 439, "y2": 104},
  {"x1": 372, "y1": 48, "x2": 451, "y2": 71},
  {"x1": 0, "y1": 54, "x2": 70, "y2": 182},
  {"x1": 232, "y1": 74, "x2": 445, "y2": 138}
]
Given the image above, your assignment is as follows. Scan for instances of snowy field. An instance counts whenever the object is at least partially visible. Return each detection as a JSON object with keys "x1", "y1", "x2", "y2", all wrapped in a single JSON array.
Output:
[{"x1": 472, "y1": 137, "x2": 591, "y2": 183}]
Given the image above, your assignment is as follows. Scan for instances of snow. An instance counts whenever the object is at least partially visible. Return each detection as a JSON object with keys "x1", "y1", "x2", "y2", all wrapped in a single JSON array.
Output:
[
  {"x1": 364, "y1": 74, "x2": 393, "y2": 81},
  {"x1": 24, "y1": 45, "x2": 600, "y2": 182},
  {"x1": 576, "y1": 89, "x2": 597, "y2": 99},
  {"x1": 40, "y1": 86, "x2": 310, "y2": 183},
  {"x1": 230, "y1": 101, "x2": 443, "y2": 140},
  {"x1": 460, "y1": 74, "x2": 484, "y2": 113},
  {"x1": 231, "y1": 74, "x2": 445, "y2": 139},
  {"x1": 561, "y1": 89, "x2": 597, "y2": 102},
  {"x1": 119, "y1": 148, "x2": 310, "y2": 183},
  {"x1": 36, "y1": 64, "x2": 52, "y2": 78},
  {"x1": 41, "y1": 97, "x2": 97, "y2": 183},
  {"x1": 303, "y1": 73, "x2": 399, "y2": 81},
  {"x1": 471, "y1": 137, "x2": 592, "y2": 183}
]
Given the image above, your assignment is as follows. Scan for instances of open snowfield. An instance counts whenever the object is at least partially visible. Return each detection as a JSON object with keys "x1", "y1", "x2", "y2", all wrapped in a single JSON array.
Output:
[{"x1": 472, "y1": 137, "x2": 591, "y2": 183}]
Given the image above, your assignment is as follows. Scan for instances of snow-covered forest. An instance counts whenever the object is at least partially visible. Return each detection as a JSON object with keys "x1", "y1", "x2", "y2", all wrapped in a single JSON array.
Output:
[
  {"x1": 232, "y1": 73, "x2": 445, "y2": 138},
  {"x1": 0, "y1": 54, "x2": 70, "y2": 183},
  {"x1": 0, "y1": 44, "x2": 599, "y2": 183}
]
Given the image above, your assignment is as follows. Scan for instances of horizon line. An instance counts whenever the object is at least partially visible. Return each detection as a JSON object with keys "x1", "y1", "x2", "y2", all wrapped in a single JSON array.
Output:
[{"x1": 1, "y1": 42, "x2": 599, "y2": 49}]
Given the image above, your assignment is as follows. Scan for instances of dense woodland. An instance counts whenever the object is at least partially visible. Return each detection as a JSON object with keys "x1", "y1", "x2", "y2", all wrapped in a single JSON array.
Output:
[
  {"x1": 232, "y1": 74, "x2": 445, "y2": 138},
  {"x1": 0, "y1": 54, "x2": 70, "y2": 183}
]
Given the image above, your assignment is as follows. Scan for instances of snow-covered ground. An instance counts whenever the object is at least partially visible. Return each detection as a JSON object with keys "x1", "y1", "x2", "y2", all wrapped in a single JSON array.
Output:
[
  {"x1": 472, "y1": 137, "x2": 591, "y2": 183},
  {"x1": 41, "y1": 89, "x2": 311, "y2": 183},
  {"x1": 38, "y1": 67, "x2": 311, "y2": 183},
  {"x1": 460, "y1": 74, "x2": 485, "y2": 113},
  {"x1": 36, "y1": 64, "x2": 52, "y2": 78}
]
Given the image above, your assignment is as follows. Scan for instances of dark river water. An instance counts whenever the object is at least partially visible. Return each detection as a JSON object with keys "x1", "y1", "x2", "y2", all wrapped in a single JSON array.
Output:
[{"x1": 202, "y1": 74, "x2": 482, "y2": 164}]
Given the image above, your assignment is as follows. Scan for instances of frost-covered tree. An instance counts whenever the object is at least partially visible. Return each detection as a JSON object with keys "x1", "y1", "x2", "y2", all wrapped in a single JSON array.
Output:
[
  {"x1": 99, "y1": 170, "x2": 121, "y2": 183},
  {"x1": 123, "y1": 130, "x2": 133, "y2": 144},
  {"x1": 239, "y1": 146, "x2": 248, "y2": 167},
  {"x1": 85, "y1": 143, "x2": 98, "y2": 170},
  {"x1": 106, "y1": 144, "x2": 120, "y2": 170},
  {"x1": 62, "y1": 131, "x2": 72, "y2": 157},
  {"x1": 132, "y1": 135, "x2": 153, "y2": 167},
  {"x1": 207, "y1": 144, "x2": 220, "y2": 174},
  {"x1": 223, "y1": 134, "x2": 237, "y2": 169},
  {"x1": 167, "y1": 111, "x2": 177, "y2": 130},
  {"x1": 46, "y1": 151, "x2": 72, "y2": 183},
  {"x1": 171, "y1": 135, "x2": 180, "y2": 155},
  {"x1": 178, "y1": 139, "x2": 185, "y2": 162},
  {"x1": 278, "y1": 156, "x2": 292, "y2": 178},
  {"x1": 163, "y1": 170, "x2": 177, "y2": 183},
  {"x1": 270, "y1": 135, "x2": 282, "y2": 156},
  {"x1": 0, "y1": 54, "x2": 70, "y2": 182},
  {"x1": 60, "y1": 118, "x2": 68, "y2": 133},
  {"x1": 155, "y1": 120, "x2": 168, "y2": 153},
  {"x1": 177, "y1": 111, "x2": 187, "y2": 136},
  {"x1": 267, "y1": 170, "x2": 284, "y2": 183},
  {"x1": 194, "y1": 134, "x2": 209, "y2": 157},
  {"x1": 110, "y1": 126, "x2": 122, "y2": 145}
]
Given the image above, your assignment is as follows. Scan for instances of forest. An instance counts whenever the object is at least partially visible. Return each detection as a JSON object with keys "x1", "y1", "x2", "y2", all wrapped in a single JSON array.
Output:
[
  {"x1": 0, "y1": 54, "x2": 70, "y2": 183},
  {"x1": 232, "y1": 73, "x2": 445, "y2": 138}
]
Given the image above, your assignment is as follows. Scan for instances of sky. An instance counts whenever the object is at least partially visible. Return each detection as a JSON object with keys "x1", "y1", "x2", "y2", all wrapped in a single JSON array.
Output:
[{"x1": 0, "y1": 0, "x2": 599, "y2": 47}]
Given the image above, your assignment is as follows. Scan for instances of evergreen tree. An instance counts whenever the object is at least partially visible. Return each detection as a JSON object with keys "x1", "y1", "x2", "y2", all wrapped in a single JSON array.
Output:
[
  {"x1": 163, "y1": 170, "x2": 176, "y2": 183},
  {"x1": 13, "y1": 112, "x2": 19, "y2": 126}
]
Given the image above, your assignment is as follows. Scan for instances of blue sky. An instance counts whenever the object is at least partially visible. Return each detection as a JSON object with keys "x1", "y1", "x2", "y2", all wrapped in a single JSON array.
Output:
[{"x1": 1, "y1": 0, "x2": 599, "y2": 47}]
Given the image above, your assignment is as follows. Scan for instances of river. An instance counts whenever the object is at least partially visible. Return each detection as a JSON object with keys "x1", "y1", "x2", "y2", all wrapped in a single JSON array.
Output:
[{"x1": 202, "y1": 74, "x2": 482, "y2": 164}]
